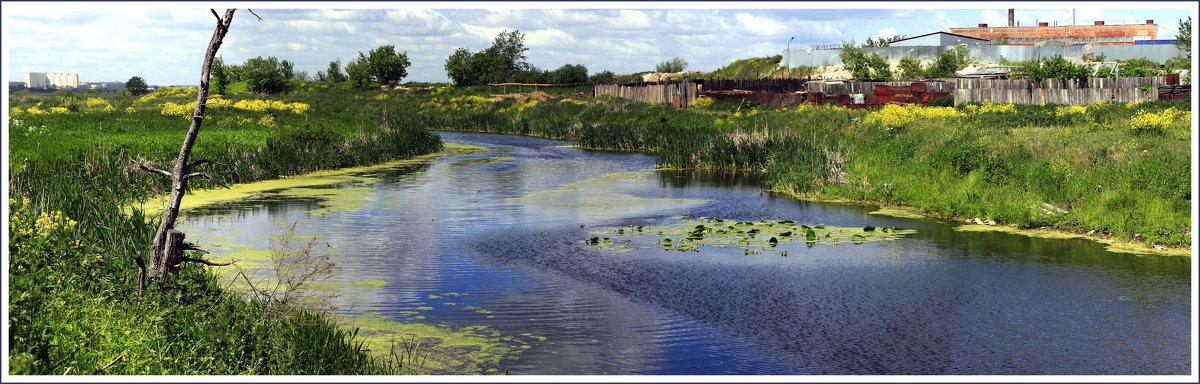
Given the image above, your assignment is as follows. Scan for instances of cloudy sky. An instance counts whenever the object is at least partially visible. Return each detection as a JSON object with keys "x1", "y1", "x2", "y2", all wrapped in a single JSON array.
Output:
[{"x1": 3, "y1": 2, "x2": 1196, "y2": 85}]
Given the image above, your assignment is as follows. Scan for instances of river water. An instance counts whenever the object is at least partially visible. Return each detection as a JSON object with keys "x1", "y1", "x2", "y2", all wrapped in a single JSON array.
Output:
[{"x1": 178, "y1": 131, "x2": 1192, "y2": 375}]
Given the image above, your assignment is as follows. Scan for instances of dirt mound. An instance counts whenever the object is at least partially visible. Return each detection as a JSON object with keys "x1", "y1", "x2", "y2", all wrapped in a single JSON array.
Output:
[{"x1": 490, "y1": 91, "x2": 553, "y2": 102}]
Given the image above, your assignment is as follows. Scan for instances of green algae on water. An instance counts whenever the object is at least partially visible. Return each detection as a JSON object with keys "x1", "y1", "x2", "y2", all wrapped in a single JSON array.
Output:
[
  {"x1": 129, "y1": 142, "x2": 487, "y2": 217},
  {"x1": 588, "y1": 217, "x2": 917, "y2": 254},
  {"x1": 341, "y1": 313, "x2": 546, "y2": 374}
]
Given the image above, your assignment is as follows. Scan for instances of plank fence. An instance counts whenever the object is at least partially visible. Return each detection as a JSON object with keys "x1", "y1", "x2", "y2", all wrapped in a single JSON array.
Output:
[
  {"x1": 952, "y1": 76, "x2": 1168, "y2": 105},
  {"x1": 594, "y1": 82, "x2": 700, "y2": 108},
  {"x1": 594, "y1": 76, "x2": 1183, "y2": 108}
]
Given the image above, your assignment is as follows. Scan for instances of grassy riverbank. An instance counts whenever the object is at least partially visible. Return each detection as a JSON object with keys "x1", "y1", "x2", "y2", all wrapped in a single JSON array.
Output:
[
  {"x1": 419, "y1": 86, "x2": 1192, "y2": 251},
  {"x1": 7, "y1": 85, "x2": 442, "y2": 374}
]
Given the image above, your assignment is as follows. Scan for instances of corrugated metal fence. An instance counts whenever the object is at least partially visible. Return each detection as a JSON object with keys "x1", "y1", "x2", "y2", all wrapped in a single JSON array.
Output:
[{"x1": 952, "y1": 76, "x2": 1167, "y2": 105}]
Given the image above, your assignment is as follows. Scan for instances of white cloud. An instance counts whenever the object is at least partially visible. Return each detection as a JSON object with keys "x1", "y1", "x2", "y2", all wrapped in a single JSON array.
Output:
[
  {"x1": 875, "y1": 28, "x2": 899, "y2": 39},
  {"x1": 936, "y1": 11, "x2": 958, "y2": 29},
  {"x1": 524, "y1": 28, "x2": 576, "y2": 48},
  {"x1": 613, "y1": 10, "x2": 653, "y2": 29},
  {"x1": 734, "y1": 12, "x2": 786, "y2": 36}
]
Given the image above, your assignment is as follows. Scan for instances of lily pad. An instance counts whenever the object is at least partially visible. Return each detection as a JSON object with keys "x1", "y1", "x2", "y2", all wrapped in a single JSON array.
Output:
[{"x1": 588, "y1": 217, "x2": 917, "y2": 255}]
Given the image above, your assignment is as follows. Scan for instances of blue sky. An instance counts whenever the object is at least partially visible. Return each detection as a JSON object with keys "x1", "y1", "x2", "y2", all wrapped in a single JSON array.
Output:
[{"x1": 2, "y1": 2, "x2": 1196, "y2": 85}]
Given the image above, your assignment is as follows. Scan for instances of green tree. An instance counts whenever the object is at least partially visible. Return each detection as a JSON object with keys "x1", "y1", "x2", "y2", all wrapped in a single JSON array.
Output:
[
  {"x1": 588, "y1": 70, "x2": 616, "y2": 83},
  {"x1": 512, "y1": 64, "x2": 545, "y2": 84},
  {"x1": 345, "y1": 54, "x2": 373, "y2": 88},
  {"x1": 326, "y1": 59, "x2": 346, "y2": 83},
  {"x1": 655, "y1": 57, "x2": 688, "y2": 73},
  {"x1": 1014, "y1": 55, "x2": 1090, "y2": 81},
  {"x1": 211, "y1": 56, "x2": 230, "y2": 93},
  {"x1": 547, "y1": 64, "x2": 588, "y2": 84},
  {"x1": 925, "y1": 45, "x2": 971, "y2": 78},
  {"x1": 444, "y1": 48, "x2": 478, "y2": 86},
  {"x1": 1117, "y1": 58, "x2": 1164, "y2": 78},
  {"x1": 125, "y1": 75, "x2": 149, "y2": 96},
  {"x1": 490, "y1": 29, "x2": 529, "y2": 74},
  {"x1": 443, "y1": 29, "x2": 530, "y2": 85},
  {"x1": 863, "y1": 34, "x2": 907, "y2": 48},
  {"x1": 281, "y1": 59, "x2": 295, "y2": 81},
  {"x1": 867, "y1": 53, "x2": 893, "y2": 81},
  {"x1": 898, "y1": 56, "x2": 924, "y2": 80},
  {"x1": 839, "y1": 42, "x2": 874, "y2": 78},
  {"x1": 1176, "y1": 17, "x2": 1191, "y2": 59},
  {"x1": 365, "y1": 45, "x2": 411, "y2": 86},
  {"x1": 242, "y1": 56, "x2": 290, "y2": 94}
]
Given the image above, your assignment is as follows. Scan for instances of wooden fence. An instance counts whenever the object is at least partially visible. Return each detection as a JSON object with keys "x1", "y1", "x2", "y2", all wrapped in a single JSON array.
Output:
[
  {"x1": 805, "y1": 80, "x2": 955, "y2": 95},
  {"x1": 952, "y1": 76, "x2": 1168, "y2": 105},
  {"x1": 594, "y1": 82, "x2": 700, "y2": 108},
  {"x1": 595, "y1": 76, "x2": 1179, "y2": 108}
]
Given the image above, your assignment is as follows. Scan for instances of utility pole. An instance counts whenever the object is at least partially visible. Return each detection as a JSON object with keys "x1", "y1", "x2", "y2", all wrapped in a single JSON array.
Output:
[{"x1": 786, "y1": 36, "x2": 795, "y2": 78}]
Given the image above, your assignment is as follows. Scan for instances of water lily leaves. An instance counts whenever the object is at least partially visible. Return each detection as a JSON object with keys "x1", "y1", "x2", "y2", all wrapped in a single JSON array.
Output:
[{"x1": 587, "y1": 217, "x2": 917, "y2": 255}]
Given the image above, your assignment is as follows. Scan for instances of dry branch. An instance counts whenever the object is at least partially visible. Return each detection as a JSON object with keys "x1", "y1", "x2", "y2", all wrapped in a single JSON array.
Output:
[
  {"x1": 181, "y1": 256, "x2": 233, "y2": 267},
  {"x1": 136, "y1": 162, "x2": 172, "y2": 178},
  {"x1": 94, "y1": 354, "x2": 126, "y2": 374},
  {"x1": 182, "y1": 172, "x2": 230, "y2": 189}
]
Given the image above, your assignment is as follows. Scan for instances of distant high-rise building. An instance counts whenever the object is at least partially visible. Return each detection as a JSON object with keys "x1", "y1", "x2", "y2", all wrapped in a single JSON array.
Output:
[{"x1": 25, "y1": 72, "x2": 79, "y2": 88}]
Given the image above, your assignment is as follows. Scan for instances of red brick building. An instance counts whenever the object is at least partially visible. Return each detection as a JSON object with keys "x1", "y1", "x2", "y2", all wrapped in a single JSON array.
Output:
[{"x1": 951, "y1": 11, "x2": 1158, "y2": 46}]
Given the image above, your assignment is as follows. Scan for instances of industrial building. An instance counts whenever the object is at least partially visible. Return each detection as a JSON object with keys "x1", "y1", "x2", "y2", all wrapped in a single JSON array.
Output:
[
  {"x1": 25, "y1": 71, "x2": 79, "y2": 89},
  {"x1": 950, "y1": 9, "x2": 1160, "y2": 46},
  {"x1": 888, "y1": 32, "x2": 990, "y2": 47}
]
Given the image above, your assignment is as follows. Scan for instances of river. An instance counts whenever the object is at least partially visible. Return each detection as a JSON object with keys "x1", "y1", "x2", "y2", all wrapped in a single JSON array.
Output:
[{"x1": 177, "y1": 131, "x2": 1192, "y2": 375}]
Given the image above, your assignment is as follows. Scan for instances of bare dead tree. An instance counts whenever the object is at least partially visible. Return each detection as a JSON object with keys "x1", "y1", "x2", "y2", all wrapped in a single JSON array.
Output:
[{"x1": 137, "y1": 9, "x2": 237, "y2": 286}]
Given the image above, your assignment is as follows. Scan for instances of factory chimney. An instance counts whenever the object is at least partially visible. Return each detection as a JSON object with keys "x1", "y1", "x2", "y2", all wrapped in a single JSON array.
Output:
[
  {"x1": 1070, "y1": 9, "x2": 1075, "y2": 25},
  {"x1": 1008, "y1": 9, "x2": 1014, "y2": 27}
]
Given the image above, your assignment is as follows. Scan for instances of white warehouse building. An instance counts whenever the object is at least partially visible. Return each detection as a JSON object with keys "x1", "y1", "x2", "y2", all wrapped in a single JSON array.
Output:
[{"x1": 25, "y1": 72, "x2": 79, "y2": 88}]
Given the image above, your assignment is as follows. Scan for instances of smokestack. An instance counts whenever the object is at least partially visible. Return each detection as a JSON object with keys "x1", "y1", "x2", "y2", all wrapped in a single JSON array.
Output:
[
  {"x1": 1070, "y1": 9, "x2": 1075, "y2": 26},
  {"x1": 1008, "y1": 9, "x2": 1014, "y2": 27}
]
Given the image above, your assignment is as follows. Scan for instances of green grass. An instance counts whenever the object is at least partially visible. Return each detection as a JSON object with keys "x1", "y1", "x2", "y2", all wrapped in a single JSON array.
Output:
[
  {"x1": 8, "y1": 84, "x2": 442, "y2": 375},
  {"x1": 419, "y1": 87, "x2": 1192, "y2": 249}
]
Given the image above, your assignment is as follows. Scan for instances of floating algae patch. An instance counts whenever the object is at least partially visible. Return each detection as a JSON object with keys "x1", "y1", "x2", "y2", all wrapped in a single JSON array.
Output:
[
  {"x1": 129, "y1": 142, "x2": 487, "y2": 217},
  {"x1": 954, "y1": 224, "x2": 1191, "y2": 257},
  {"x1": 509, "y1": 169, "x2": 709, "y2": 221},
  {"x1": 588, "y1": 217, "x2": 917, "y2": 254},
  {"x1": 341, "y1": 313, "x2": 544, "y2": 374}
]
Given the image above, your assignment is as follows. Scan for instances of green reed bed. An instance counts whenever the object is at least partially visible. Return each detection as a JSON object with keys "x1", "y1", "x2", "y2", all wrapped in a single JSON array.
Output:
[{"x1": 8, "y1": 85, "x2": 442, "y2": 375}]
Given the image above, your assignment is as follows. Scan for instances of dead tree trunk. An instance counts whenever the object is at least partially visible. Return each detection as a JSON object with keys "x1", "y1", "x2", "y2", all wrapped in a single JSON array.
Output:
[{"x1": 140, "y1": 9, "x2": 236, "y2": 284}]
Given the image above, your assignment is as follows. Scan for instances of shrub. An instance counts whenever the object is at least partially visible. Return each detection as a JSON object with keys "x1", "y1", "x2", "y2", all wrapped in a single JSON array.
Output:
[{"x1": 927, "y1": 95, "x2": 954, "y2": 107}]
